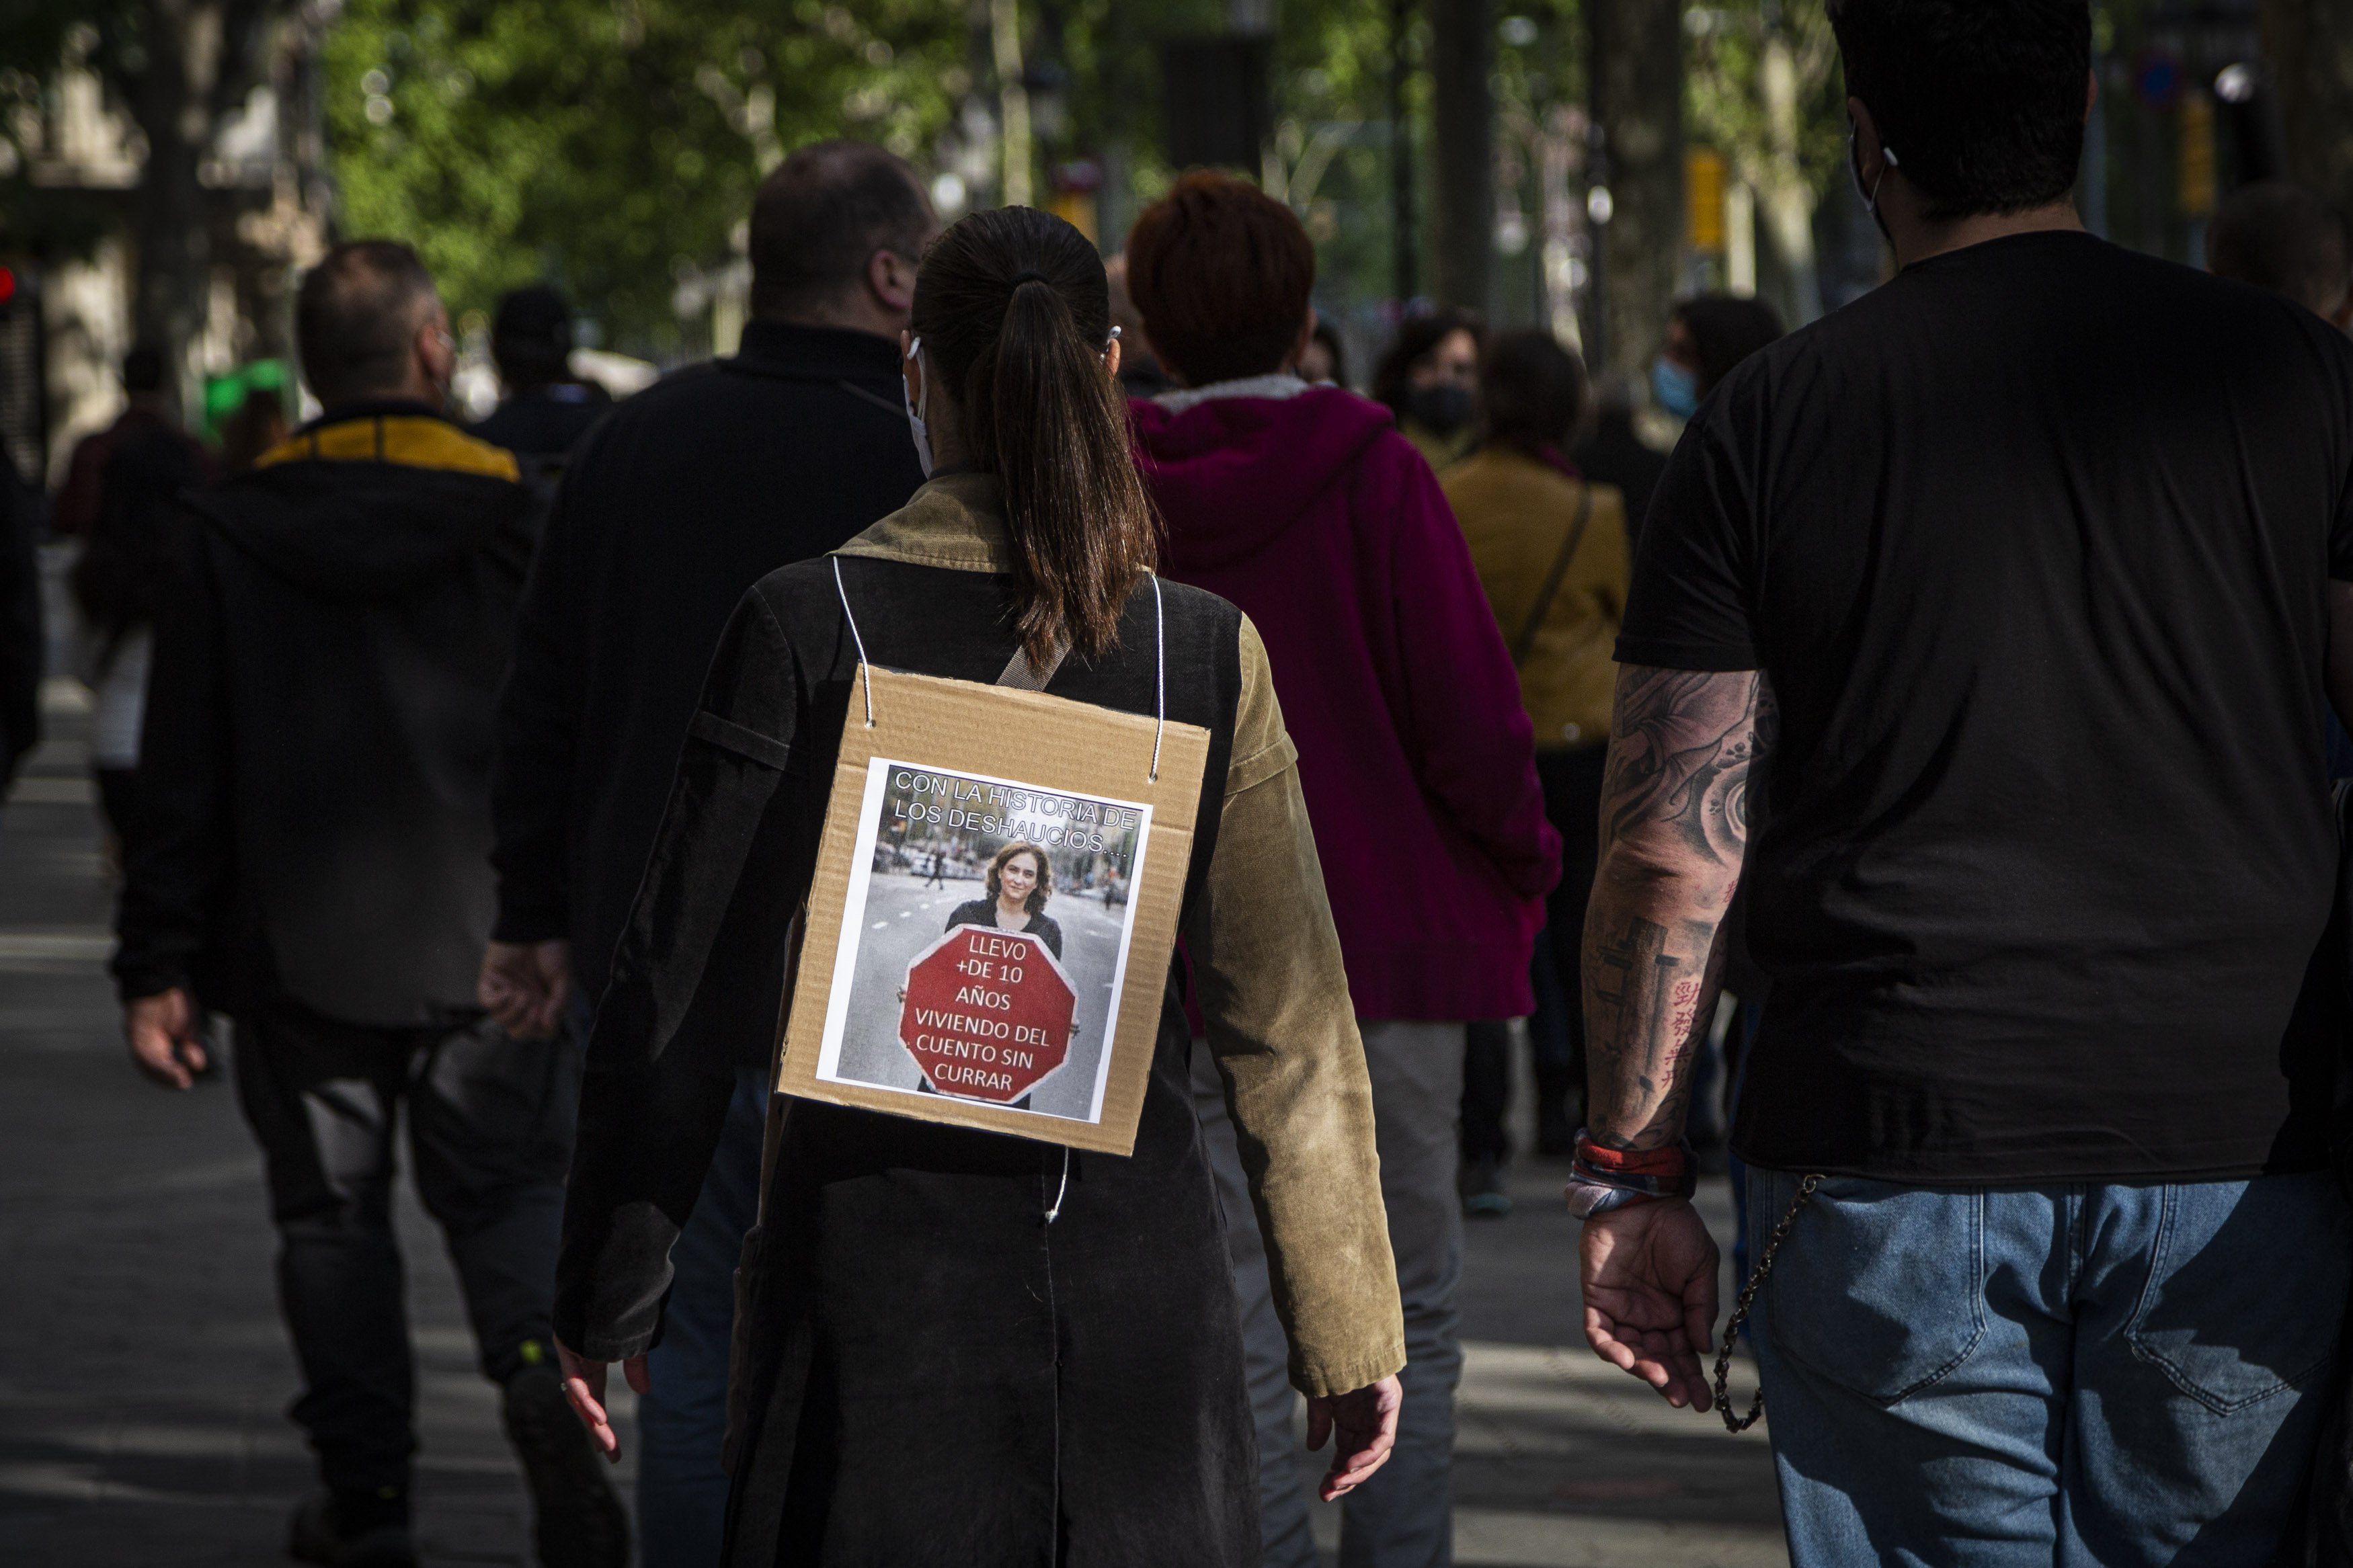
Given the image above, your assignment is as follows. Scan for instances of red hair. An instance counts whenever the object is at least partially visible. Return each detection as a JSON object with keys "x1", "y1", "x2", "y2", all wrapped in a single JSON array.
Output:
[{"x1": 1123, "y1": 172, "x2": 1316, "y2": 386}]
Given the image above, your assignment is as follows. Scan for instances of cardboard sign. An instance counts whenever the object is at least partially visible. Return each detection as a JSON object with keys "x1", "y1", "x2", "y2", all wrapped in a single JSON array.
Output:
[{"x1": 775, "y1": 663, "x2": 1210, "y2": 1155}]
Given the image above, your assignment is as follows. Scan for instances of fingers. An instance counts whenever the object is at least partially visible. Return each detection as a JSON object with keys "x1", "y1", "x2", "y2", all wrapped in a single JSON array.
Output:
[
  {"x1": 1318, "y1": 1422, "x2": 1396, "y2": 1501},
  {"x1": 562, "y1": 1370, "x2": 622, "y2": 1464},
  {"x1": 1304, "y1": 1398, "x2": 1332, "y2": 1453},
  {"x1": 129, "y1": 1024, "x2": 194, "y2": 1089},
  {"x1": 1586, "y1": 1309, "x2": 1710, "y2": 1409},
  {"x1": 623, "y1": 1354, "x2": 652, "y2": 1396}
]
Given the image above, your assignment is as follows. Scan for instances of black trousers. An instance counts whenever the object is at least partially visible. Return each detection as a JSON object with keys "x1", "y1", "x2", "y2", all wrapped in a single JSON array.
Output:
[
  {"x1": 231, "y1": 1002, "x2": 581, "y2": 1492},
  {"x1": 1463, "y1": 744, "x2": 1607, "y2": 1162}
]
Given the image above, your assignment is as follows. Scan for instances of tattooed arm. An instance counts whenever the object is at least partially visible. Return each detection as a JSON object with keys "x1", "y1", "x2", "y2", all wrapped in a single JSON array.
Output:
[
  {"x1": 1584, "y1": 665, "x2": 1773, "y2": 1151},
  {"x1": 1576, "y1": 663, "x2": 1773, "y2": 1411}
]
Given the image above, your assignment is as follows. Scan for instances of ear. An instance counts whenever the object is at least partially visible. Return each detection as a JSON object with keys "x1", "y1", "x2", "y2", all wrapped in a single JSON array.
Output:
[
  {"x1": 1104, "y1": 335, "x2": 1123, "y2": 381},
  {"x1": 1288, "y1": 306, "x2": 1318, "y2": 372},
  {"x1": 2085, "y1": 69, "x2": 2100, "y2": 122},
  {"x1": 417, "y1": 306, "x2": 455, "y2": 387},
  {"x1": 869, "y1": 249, "x2": 918, "y2": 318},
  {"x1": 1847, "y1": 96, "x2": 1888, "y2": 181}
]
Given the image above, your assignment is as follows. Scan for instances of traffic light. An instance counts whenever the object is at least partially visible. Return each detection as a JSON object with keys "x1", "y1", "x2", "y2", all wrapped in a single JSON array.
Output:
[{"x1": 0, "y1": 266, "x2": 16, "y2": 315}]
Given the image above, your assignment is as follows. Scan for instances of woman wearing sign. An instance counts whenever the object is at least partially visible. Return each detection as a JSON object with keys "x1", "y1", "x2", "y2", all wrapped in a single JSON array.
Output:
[
  {"x1": 943, "y1": 839, "x2": 1064, "y2": 958},
  {"x1": 550, "y1": 205, "x2": 1406, "y2": 1567}
]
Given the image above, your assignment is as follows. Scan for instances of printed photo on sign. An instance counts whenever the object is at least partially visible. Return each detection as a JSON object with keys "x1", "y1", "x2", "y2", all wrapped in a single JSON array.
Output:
[{"x1": 811, "y1": 758, "x2": 1154, "y2": 1126}]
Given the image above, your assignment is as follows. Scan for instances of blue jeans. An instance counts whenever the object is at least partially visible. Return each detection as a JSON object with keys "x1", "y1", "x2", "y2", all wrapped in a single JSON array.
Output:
[
  {"x1": 1745, "y1": 1167, "x2": 2352, "y2": 1567},
  {"x1": 635, "y1": 1065, "x2": 768, "y2": 1568}
]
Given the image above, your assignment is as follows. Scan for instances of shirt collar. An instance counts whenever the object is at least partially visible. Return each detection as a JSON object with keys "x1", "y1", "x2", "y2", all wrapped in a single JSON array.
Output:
[
  {"x1": 731, "y1": 320, "x2": 904, "y2": 384},
  {"x1": 1151, "y1": 372, "x2": 1312, "y2": 415},
  {"x1": 834, "y1": 471, "x2": 1014, "y2": 574}
]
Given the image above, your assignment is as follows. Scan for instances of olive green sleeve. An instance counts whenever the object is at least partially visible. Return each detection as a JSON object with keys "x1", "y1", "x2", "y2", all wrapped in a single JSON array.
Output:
[{"x1": 1185, "y1": 616, "x2": 1406, "y2": 1398}]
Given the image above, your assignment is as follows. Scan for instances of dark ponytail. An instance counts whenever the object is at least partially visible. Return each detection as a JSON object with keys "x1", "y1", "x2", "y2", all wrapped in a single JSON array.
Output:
[{"x1": 911, "y1": 206, "x2": 1155, "y2": 664}]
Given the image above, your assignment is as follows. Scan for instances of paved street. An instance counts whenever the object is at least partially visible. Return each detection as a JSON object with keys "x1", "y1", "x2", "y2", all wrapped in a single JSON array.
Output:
[{"x1": 0, "y1": 694, "x2": 1784, "y2": 1567}]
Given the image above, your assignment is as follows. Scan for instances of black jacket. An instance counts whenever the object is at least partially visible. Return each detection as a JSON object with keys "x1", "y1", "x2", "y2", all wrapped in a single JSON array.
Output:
[
  {"x1": 489, "y1": 321, "x2": 924, "y2": 1018},
  {"x1": 469, "y1": 380, "x2": 613, "y2": 480},
  {"x1": 114, "y1": 403, "x2": 539, "y2": 1023}
]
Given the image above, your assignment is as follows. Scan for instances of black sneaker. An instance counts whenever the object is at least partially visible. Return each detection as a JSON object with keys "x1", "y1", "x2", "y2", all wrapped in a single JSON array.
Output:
[
  {"x1": 287, "y1": 1490, "x2": 417, "y2": 1568},
  {"x1": 502, "y1": 1356, "x2": 631, "y2": 1568}
]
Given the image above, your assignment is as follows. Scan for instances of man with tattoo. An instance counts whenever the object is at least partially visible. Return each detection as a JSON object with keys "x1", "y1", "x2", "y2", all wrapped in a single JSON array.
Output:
[{"x1": 1569, "y1": 2, "x2": 2353, "y2": 1563}]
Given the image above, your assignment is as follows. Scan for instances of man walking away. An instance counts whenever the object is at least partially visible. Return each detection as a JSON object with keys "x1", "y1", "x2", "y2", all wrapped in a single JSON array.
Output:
[
  {"x1": 471, "y1": 284, "x2": 612, "y2": 481},
  {"x1": 479, "y1": 141, "x2": 930, "y2": 1568},
  {"x1": 114, "y1": 240, "x2": 626, "y2": 1568},
  {"x1": 53, "y1": 344, "x2": 210, "y2": 539},
  {"x1": 1570, "y1": 3, "x2": 2353, "y2": 1564}
]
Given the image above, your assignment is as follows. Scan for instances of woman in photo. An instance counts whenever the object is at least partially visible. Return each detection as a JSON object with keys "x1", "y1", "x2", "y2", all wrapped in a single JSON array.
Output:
[
  {"x1": 943, "y1": 840, "x2": 1063, "y2": 958},
  {"x1": 543, "y1": 204, "x2": 1405, "y2": 1567}
]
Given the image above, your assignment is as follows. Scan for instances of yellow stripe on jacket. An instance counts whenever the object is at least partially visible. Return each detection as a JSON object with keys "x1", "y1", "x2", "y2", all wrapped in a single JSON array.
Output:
[{"x1": 254, "y1": 415, "x2": 520, "y2": 483}]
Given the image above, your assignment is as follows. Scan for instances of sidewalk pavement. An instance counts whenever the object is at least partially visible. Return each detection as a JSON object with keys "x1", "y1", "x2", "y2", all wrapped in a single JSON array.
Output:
[{"x1": 0, "y1": 700, "x2": 1785, "y2": 1567}]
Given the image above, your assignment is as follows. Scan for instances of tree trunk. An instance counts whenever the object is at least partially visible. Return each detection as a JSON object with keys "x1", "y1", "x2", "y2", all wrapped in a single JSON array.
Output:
[
  {"x1": 1430, "y1": 0, "x2": 1492, "y2": 314},
  {"x1": 1390, "y1": 0, "x2": 1418, "y2": 302},
  {"x1": 1587, "y1": 0, "x2": 1684, "y2": 384},
  {"x1": 1756, "y1": 32, "x2": 1821, "y2": 326},
  {"x1": 991, "y1": 0, "x2": 1033, "y2": 208},
  {"x1": 2259, "y1": 0, "x2": 2353, "y2": 218},
  {"x1": 128, "y1": 0, "x2": 229, "y2": 418}
]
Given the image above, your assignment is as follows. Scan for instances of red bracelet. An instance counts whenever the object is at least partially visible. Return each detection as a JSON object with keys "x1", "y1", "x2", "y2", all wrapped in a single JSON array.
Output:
[{"x1": 1574, "y1": 1137, "x2": 1690, "y2": 1177}]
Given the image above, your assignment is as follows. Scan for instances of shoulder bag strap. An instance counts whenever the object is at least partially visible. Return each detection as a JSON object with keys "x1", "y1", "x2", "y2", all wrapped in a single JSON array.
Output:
[{"x1": 1511, "y1": 483, "x2": 1597, "y2": 668}]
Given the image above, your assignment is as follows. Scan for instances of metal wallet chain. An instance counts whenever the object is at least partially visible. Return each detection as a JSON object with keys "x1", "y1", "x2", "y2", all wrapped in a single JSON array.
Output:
[{"x1": 1712, "y1": 1172, "x2": 1823, "y2": 1434}]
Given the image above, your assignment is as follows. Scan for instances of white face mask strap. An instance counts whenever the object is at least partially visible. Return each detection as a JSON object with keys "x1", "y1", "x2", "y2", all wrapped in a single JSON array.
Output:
[
  {"x1": 902, "y1": 335, "x2": 934, "y2": 480},
  {"x1": 1851, "y1": 126, "x2": 1899, "y2": 216}
]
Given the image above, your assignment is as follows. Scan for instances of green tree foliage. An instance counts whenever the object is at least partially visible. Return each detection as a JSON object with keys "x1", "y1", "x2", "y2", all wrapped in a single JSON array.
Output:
[{"x1": 325, "y1": 0, "x2": 968, "y2": 356}]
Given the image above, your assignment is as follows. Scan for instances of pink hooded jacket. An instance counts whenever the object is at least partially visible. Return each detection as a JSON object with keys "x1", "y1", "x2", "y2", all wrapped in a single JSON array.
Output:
[{"x1": 1133, "y1": 384, "x2": 1559, "y2": 1020}]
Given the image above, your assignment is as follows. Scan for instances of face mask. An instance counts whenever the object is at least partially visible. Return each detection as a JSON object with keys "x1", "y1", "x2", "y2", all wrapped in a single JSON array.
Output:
[
  {"x1": 1408, "y1": 382, "x2": 1475, "y2": 437},
  {"x1": 1650, "y1": 356, "x2": 1700, "y2": 421},
  {"x1": 902, "y1": 335, "x2": 933, "y2": 479}
]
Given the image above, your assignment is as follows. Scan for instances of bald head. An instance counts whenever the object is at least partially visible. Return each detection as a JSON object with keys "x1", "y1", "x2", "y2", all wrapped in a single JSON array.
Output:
[
  {"x1": 749, "y1": 141, "x2": 935, "y2": 331},
  {"x1": 2210, "y1": 181, "x2": 2352, "y2": 326},
  {"x1": 297, "y1": 241, "x2": 448, "y2": 407}
]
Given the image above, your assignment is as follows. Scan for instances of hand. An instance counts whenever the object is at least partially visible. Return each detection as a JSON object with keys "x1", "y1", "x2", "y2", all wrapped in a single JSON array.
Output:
[
  {"x1": 557, "y1": 1337, "x2": 650, "y2": 1464},
  {"x1": 124, "y1": 988, "x2": 208, "y2": 1089},
  {"x1": 479, "y1": 940, "x2": 571, "y2": 1040},
  {"x1": 1579, "y1": 1198, "x2": 1720, "y2": 1411},
  {"x1": 1304, "y1": 1374, "x2": 1402, "y2": 1501}
]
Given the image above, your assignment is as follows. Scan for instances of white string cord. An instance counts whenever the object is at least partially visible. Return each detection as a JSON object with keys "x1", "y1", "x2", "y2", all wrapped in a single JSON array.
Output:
[
  {"x1": 1150, "y1": 573, "x2": 1165, "y2": 782},
  {"x1": 830, "y1": 556, "x2": 875, "y2": 727},
  {"x1": 1044, "y1": 1147, "x2": 1072, "y2": 1223}
]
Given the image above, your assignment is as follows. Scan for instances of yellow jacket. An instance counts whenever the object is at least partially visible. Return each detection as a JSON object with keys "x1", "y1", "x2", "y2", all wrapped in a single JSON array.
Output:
[{"x1": 1442, "y1": 446, "x2": 1628, "y2": 748}]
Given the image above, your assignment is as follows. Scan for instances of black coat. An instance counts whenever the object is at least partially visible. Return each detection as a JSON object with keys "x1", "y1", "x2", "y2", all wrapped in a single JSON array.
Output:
[
  {"x1": 556, "y1": 554, "x2": 1260, "y2": 1566},
  {"x1": 489, "y1": 323, "x2": 924, "y2": 1018},
  {"x1": 114, "y1": 403, "x2": 538, "y2": 1022}
]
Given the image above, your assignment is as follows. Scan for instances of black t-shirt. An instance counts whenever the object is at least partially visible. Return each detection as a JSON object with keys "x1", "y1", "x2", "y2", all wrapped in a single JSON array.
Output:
[{"x1": 1622, "y1": 231, "x2": 2353, "y2": 1184}]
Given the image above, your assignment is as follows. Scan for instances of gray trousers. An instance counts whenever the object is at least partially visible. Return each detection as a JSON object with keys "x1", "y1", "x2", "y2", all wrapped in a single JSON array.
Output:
[{"x1": 1191, "y1": 1021, "x2": 1465, "y2": 1568}]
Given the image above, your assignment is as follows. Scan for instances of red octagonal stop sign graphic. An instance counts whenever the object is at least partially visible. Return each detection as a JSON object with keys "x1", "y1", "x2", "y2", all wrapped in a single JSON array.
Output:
[{"x1": 899, "y1": 925, "x2": 1078, "y2": 1103}]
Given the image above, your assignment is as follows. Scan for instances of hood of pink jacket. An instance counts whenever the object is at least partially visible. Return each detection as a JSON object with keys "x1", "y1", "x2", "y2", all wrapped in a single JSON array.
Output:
[{"x1": 1129, "y1": 387, "x2": 1396, "y2": 570}]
